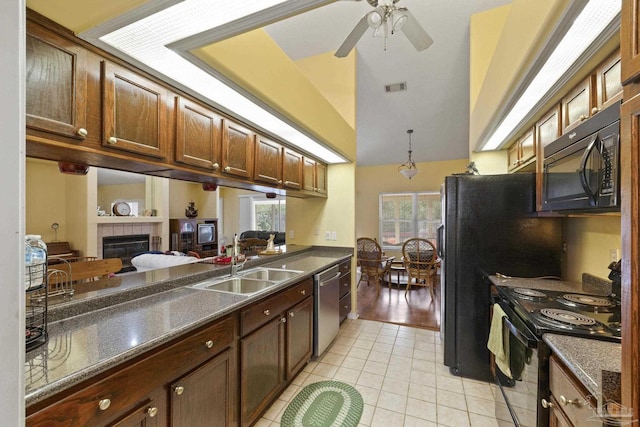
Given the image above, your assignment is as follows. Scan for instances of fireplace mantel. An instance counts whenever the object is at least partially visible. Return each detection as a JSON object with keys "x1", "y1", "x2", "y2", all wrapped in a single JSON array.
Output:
[{"x1": 96, "y1": 216, "x2": 164, "y2": 224}]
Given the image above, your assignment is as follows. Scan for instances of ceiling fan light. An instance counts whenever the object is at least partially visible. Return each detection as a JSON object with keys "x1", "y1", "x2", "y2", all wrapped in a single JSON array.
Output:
[
  {"x1": 392, "y1": 11, "x2": 408, "y2": 32},
  {"x1": 367, "y1": 9, "x2": 384, "y2": 28}
]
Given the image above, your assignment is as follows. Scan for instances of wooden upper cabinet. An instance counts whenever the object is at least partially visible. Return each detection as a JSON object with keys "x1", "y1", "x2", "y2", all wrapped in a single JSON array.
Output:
[
  {"x1": 222, "y1": 120, "x2": 254, "y2": 179},
  {"x1": 536, "y1": 105, "x2": 562, "y2": 149},
  {"x1": 621, "y1": 0, "x2": 640, "y2": 84},
  {"x1": 303, "y1": 157, "x2": 328, "y2": 195},
  {"x1": 315, "y1": 162, "x2": 327, "y2": 195},
  {"x1": 101, "y1": 61, "x2": 168, "y2": 159},
  {"x1": 254, "y1": 135, "x2": 283, "y2": 185},
  {"x1": 595, "y1": 52, "x2": 623, "y2": 112},
  {"x1": 507, "y1": 127, "x2": 535, "y2": 172},
  {"x1": 175, "y1": 96, "x2": 222, "y2": 171},
  {"x1": 282, "y1": 148, "x2": 303, "y2": 190},
  {"x1": 561, "y1": 77, "x2": 594, "y2": 133},
  {"x1": 26, "y1": 20, "x2": 88, "y2": 141}
]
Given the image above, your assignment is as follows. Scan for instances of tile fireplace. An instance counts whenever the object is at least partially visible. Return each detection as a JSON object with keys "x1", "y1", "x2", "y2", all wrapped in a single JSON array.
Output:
[{"x1": 102, "y1": 234, "x2": 150, "y2": 273}]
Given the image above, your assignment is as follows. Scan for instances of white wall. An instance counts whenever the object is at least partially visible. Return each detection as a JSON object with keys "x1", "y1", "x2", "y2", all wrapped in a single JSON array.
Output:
[{"x1": 0, "y1": 0, "x2": 26, "y2": 424}]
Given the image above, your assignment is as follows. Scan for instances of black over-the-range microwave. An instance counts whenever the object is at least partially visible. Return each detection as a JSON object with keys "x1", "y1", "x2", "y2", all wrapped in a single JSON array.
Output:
[{"x1": 542, "y1": 100, "x2": 621, "y2": 212}]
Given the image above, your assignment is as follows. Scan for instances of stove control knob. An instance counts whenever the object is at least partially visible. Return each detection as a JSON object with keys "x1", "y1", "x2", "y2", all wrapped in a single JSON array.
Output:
[
  {"x1": 541, "y1": 398, "x2": 555, "y2": 409},
  {"x1": 559, "y1": 395, "x2": 580, "y2": 406}
]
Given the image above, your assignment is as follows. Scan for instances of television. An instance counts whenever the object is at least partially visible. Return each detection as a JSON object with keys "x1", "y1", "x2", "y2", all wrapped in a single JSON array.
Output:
[{"x1": 197, "y1": 223, "x2": 216, "y2": 245}]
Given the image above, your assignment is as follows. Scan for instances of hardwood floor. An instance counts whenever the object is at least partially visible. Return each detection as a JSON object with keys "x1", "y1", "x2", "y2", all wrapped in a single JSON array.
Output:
[{"x1": 356, "y1": 273, "x2": 441, "y2": 331}]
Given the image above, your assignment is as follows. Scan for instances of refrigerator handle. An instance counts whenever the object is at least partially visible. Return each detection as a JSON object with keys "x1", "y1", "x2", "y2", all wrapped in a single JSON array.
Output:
[{"x1": 436, "y1": 224, "x2": 444, "y2": 258}]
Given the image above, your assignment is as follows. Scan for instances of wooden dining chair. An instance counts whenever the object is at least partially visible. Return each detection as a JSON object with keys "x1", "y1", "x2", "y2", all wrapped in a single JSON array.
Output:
[
  {"x1": 402, "y1": 238, "x2": 439, "y2": 299},
  {"x1": 357, "y1": 237, "x2": 392, "y2": 294}
]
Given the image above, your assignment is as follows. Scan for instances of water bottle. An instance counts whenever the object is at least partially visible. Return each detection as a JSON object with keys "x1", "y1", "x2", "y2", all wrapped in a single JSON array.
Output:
[{"x1": 25, "y1": 235, "x2": 47, "y2": 290}]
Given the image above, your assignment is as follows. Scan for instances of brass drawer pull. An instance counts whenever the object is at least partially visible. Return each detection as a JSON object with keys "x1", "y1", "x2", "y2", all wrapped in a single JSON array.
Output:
[
  {"x1": 224, "y1": 166, "x2": 231, "y2": 172},
  {"x1": 289, "y1": 312, "x2": 294, "y2": 317},
  {"x1": 212, "y1": 163, "x2": 220, "y2": 170},
  {"x1": 98, "y1": 399, "x2": 111, "y2": 411},
  {"x1": 174, "y1": 386, "x2": 184, "y2": 395},
  {"x1": 147, "y1": 407, "x2": 158, "y2": 417},
  {"x1": 559, "y1": 395, "x2": 580, "y2": 406},
  {"x1": 77, "y1": 128, "x2": 88, "y2": 138},
  {"x1": 541, "y1": 398, "x2": 555, "y2": 409},
  {"x1": 205, "y1": 340, "x2": 214, "y2": 349},
  {"x1": 300, "y1": 290, "x2": 306, "y2": 296},
  {"x1": 263, "y1": 309, "x2": 271, "y2": 316},
  {"x1": 280, "y1": 317, "x2": 287, "y2": 323},
  {"x1": 107, "y1": 136, "x2": 118, "y2": 145}
]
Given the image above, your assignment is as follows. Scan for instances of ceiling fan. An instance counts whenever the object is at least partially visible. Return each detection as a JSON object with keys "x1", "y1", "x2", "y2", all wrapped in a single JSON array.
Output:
[{"x1": 335, "y1": 0, "x2": 433, "y2": 58}]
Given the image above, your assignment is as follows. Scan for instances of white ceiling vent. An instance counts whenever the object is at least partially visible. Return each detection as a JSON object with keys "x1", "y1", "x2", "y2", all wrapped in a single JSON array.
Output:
[{"x1": 385, "y1": 82, "x2": 407, "y2": 93}]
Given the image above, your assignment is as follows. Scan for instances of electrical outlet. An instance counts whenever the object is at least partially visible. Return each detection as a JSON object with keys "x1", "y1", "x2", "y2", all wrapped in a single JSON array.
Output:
[
  {"x1": 325, "y1": 231, "x2": 331, "y2": 240},
  {"x1": 331, "y1": 231, "x2": 337, "y2": 240},
  {"x1": 288, "y1": 230, "x2": 295, "y2": 239}
]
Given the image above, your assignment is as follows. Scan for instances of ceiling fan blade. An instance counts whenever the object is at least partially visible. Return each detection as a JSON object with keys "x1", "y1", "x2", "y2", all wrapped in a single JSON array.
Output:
[
  {"x1": 400, "y1": 9, "x2": 433, "y2": 51},
  {"x1": 335, "y1": 14, "x2": 370, "y2": 58}
]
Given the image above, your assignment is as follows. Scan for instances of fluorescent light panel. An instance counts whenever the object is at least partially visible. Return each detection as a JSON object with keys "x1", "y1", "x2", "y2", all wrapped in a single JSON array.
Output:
[
  {"x1": 99, "y1": 0, "x2": 347, "y2": 163},
  {"x1": 481, "y1": 0, "x2": 621, "y2": 151}
]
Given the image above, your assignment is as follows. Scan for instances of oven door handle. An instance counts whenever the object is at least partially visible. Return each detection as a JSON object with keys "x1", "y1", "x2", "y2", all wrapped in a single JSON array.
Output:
[
  {"x1": 579, "y1": 134, "x2": 599, "y2": 206},
  {"x1": 502, "y1": 316, "x2": 537, "y2": 348}
]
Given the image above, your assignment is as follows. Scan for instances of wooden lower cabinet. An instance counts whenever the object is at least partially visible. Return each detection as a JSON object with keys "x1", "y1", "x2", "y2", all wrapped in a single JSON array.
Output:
[
  {"x1": 548, "y1": 356, "x2": 598, "y2": 427},
  {"x1": 548, "y1": 395, "x2": 573, "y2": 427},
  {"x1": 239, "y1": 279, "x2": 314, "y2": 426},
  {"x1": 26, "y1": 315, "x2": 237, "y2": 427},
  {"x1": 170, "y1": 348, "x2": 237, "y2": 427}
]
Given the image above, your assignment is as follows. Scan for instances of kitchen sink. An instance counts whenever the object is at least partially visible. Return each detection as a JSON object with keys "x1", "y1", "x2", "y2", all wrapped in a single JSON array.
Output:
[
  {"x1": 239, "y1": 268, "x2": 303, "y2": 282},
  {"x1": 190, "y1": 277, "x2": 278, "y2": 295}
]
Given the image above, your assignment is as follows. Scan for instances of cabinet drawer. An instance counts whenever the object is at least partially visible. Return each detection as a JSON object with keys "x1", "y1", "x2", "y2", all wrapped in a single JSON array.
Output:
[
  {"x1": 339, "y1": 272, "x2": 351, "y2": 299},
  {"x1": 338, "y1": 259, "x2": 351, "y2": 276},
  {"x1": 549, "y1": 356, "x2": 597, "y2": 426},
  {"x1": 241, "y1": 279, "x2": 313, "y2": 336},
  {"x1": 339, "y1": 293, "x2": 351, "y2": 323},
  {"x1": 27, "y1": 315, "x2": 236, "y2": 426}
]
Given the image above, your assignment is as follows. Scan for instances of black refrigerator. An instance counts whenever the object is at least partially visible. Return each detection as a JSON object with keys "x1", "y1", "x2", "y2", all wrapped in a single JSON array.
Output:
[{"x1": 438, "y1": 173, "x2": 562, "y2": 382}]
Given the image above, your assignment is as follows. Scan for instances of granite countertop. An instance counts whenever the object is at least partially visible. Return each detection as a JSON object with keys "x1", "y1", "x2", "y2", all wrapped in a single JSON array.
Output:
[
  {"x1": 25, "y1": 246, "x2": 352, "y2": 406},
  {"x1": 543, "y1": 334, "x2": 621, "y2": 405},
  {"x1": 488, "y1": 274, "x2": 584, "y2": 293}
]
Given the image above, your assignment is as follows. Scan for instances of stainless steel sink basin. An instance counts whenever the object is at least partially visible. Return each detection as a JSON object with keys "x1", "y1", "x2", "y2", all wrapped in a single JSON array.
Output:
[
  {"x1": 190, "y1": 277, "x2": 278, "y2": 295},
  {"x1": 239, "y1": 268, "x2": 303, "y2": 282}
]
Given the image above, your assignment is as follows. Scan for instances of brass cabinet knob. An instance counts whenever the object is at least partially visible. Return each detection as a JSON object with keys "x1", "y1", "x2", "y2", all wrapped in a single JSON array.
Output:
[
  {"x1": 541, "y1": 398, "x2": 555, "y2": 409},
  {"x1": 300, "y1": 290, "x2": 306, "y2": 295},
  {"x1": 591, "y1": 107, "x2": 600, "y2": 115},
  {"x1": 147, "y1": 407, "x2": 158, "y2": 418},
  {"x1": 579, "y1": 114, "x2": 588, "y2": 121},
  {"x1": 224, "y1": 166, "x2": 231, "y2": 172},
  {"x1": 559, "y1": 395, "x2": 580, "y2": 406},
  {"x1": 284, "y1": 181, "x2": 290, "y2": 185},
  {"x1": 280, "y1": 317, "x2": 287, "y2": 323},
  {"x1": 98, "y1": 399, "x2": 111, "y2": 411},
  {"x1": 174, "y1": 386, "x2": 185, "y2": 395},
  {"x1": 212, "y1": 163, "x2": 220, "y2": 170},
  {"x1": 205, "y1": 340, "x2": 214, "y2": 349},
  {"x1": 278, "y1": 180, "x2": 283, "y2": 184},
  {"x1": 107, "y1": 136, "x2": 118, "y2": 145},
  {"x1": 263, "y1": 309, "x2": 271, "y2": 316},
  {"x1": 344, "y1": 305, "x2": 349, "y2": 309},
  {"x1": 77, "y1": 128, "x2": 88, "y2": 138},
  {"x1": 289, "y1": 311, "x2": 295, "y2": 317}
]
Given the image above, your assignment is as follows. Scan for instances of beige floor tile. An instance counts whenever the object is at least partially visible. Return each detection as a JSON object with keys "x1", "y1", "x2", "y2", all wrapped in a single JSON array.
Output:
[
  {"x1": 462, "y1": 380, "x2": 495, "y2": 400},
  {"x1": 303, "y1": 360, "x2": 318, "y2": 372},
  {"x1": 354, "y1": 338, "x2": 376, "y2": 350},
  {"x1": 403, "y1": 415, "x2": 438, "y2": 427},
  {"x1": 415, "y1": 341, "x2": 436, "y2": 352},
  {"x1": 301, "y1": 373, "x2": 330, "y2": 387},
  {"x1": 410, "y1": 370, "x2": 437, "y2": 388},
  {"x1": 370, "y1": 407, "x2": 406, "y2": 427},
  {"x1": 349, "y1": 347, "x2": 372, "y2": 360},
  {"x1": 320, "y1": 352, "x2": 345, "y2": 366},
  {"x1": 408, "y1": 382, "x2": 437, "y2": 403},
  {"x1": 469, "y1": 413, "x2": 500, "y2": 427},
  {"x1": 342, "y1": 355, "x2": 367, "y2": 371},
  {"x1": 413, "y1": 349, "x2": 437, "y2": 362},
  {"x1": 363, "y1": 359, "x2": 388, "y2": 374},
  {"x1": 376, "y1": 335, "x2": 397, "y2": 345},
  {"x1": 385, "y1": 364, "x2": 412, "y2": 382},
  {"x1": 395, "y1": 338, "x2": 416, "y2": 348},
  {"x1": 437, "y1": 405, "x2": 471, "y2": 427},
  {"x1": 357, "y1": 372, "x2": 385, "y2": 389},
  {"x1": 354, "y1": 384, "x2": 381, "y2": 406},
  {"x1": 382, "y1": 376, "x2": 410, "y2": 396},
  {"x1": 253, "y1": 418, "x2": 272, "y2": 427},
  {"x1": 371, "y1": 342, "x2": 394, "y2": 354},
  {"x1": 369, "y1": 350, "x2": 392, "y2": 364},
  {"x1": 359, "y1": 404, "x2": 375, "y2": 426},
  {"x1": 359, "y1": 332, "x2": 379, "y2": 342},
  {"x1": 278, "y1": 384, "x2": 299, "y2": 402},
  {"x1": 312, "y1": 362, "x2": 339, "y2": 378},
  {"x1": 466, "y1": 395, "x2": 497, "y2": 417},
  {"x1": 335, "y1": 335, "x2": 357, "y2": 346},
  {"x1": 328, "y1": 342, "x2": 351, "y2": 355},
  {"x1": 388, "y1": 354, "x2": 413, "y2": 368},
  {"x1": 334, "y1": 366, "x2": 361, "y2": 383},
  {"x1": 262, "y1": 399, "x2": 286, "y2": 421},
  {"x1": 291, "y1": 371, "x2": 309, "y2": 385},
  {"x1": 411, "y1": 359, "x2": 436, "y2": 374},
  {"x1": 437, "y1": 389, "x2": 467, "y2": 411},
  {"x1": 377, "y1": 390, "x2": 408, "y2": 413},
  {"x1": 392, "y1": 346, "x2": 414, "y2": 358},
  {"x1": 405, "y1": 397, "x2": 437, "y2": 422},
  {"x1": 436, "y1": 375, "x2": 465, "y2": 393}
]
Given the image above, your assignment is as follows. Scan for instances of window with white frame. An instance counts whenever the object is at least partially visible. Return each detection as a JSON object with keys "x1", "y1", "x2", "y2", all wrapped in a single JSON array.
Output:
[
  {"x1": 238, "y1": 195, "x2": 286, "y2": 232},
  {"x1": 379, "y1": 192, "x2": 441, "y2": 249}
]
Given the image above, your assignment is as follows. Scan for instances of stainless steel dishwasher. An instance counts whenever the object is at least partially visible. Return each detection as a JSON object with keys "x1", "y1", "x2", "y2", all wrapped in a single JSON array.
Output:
[{"x1": 313, "y1": 265, "x2": 341, "y2": 357}]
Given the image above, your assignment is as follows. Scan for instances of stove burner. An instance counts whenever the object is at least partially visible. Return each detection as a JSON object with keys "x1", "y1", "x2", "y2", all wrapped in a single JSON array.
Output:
[
  {"x1": 513, "y1": 288, "x2": 547, "y2": 299},
  {"x1": 561, "y1": 294, "x2": 616, "y2": 308},
  {"x1": 540, "y1": 308, "x2": 597, "y2": 326}
]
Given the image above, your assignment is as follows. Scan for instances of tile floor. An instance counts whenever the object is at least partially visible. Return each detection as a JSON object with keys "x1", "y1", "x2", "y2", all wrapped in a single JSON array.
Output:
[{"x1": 256, "y1": 318, "x2": 513, "y2": 427}]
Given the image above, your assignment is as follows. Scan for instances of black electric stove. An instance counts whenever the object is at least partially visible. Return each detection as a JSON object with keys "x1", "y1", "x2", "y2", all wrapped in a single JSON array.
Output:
[{"x1": 497, "y1": 286, "x2": 621, "y2": 342}]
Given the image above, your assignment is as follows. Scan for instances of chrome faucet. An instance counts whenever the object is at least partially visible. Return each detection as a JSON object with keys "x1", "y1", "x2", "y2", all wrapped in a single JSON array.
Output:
[{"x1": 230, "y1": 233, "x2": 244, "y2": 276}]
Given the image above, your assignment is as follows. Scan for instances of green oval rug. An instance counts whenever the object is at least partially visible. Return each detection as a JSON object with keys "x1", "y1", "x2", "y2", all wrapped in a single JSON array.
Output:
[{"x1": 281, "y1": 380, "x2": 364, "y2": 427}]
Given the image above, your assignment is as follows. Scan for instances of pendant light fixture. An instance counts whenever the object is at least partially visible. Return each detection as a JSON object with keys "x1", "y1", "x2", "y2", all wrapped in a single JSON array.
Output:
[{"x1": 398, "y1": 129, "x2": 418, "y2": 179}]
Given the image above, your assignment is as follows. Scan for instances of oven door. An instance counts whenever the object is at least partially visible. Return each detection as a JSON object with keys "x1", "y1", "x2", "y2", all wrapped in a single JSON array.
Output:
[{"x1": 493, "y1": 301, "x2": 549, "y2": 427}]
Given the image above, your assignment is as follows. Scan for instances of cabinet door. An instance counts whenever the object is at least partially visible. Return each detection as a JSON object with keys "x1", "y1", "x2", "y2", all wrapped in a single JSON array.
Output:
[
  {"x1": 303, "y1": 157, "x2": 316, "y2": 192},
  {"x1": 110, "y1": 390, "x2": 165, "y2": 427},
  {"x1": 285, "y1": 297, "x2": 313, "y2": 379},
  {"x1": 315, "y1": 162, "x2": 327, "y2": 195},
  {"x1": 26, "y1": 21, "x2": 88, "y2": 140},
  {"x1": 548, "y1": 396, "x2": 573, "y2": 427},
  {"x1": 595, "y1": 52, "x2": 623, "y2": 112},
  {"x1": 240, "y1": 317, "x2": 285, "y2": 426},
  {"x1": 507, "y1": 143, "x2": 520, "y2": 172},
  {"x1": 102, "y1": 61, "x2": 167, "y2": 159},
  {"x1": 282, "y1": 148, "x2": 303, "y2": 190},
  {"x1": 175, "y1": 97, "x2": 222, "y2": 171},
  {"x1": 222, "y1": 120, "x2": 254, "y2": 179},
  {"x1": 254, "y1": 135, "x2": 282, "y2": 185},
  {"x1": 519, "y1": 128, "x2": 536, "y2": 165},
  {"x1": 562, "y1": 77, "x2": 593, "y2": 133},
  {"x1": 536, "y1": 105, "x2": 561, "y2": 149},
  {"x1": 170, "y1": 348, "x2": 237, "y2": 427},
  {"x1": 621, "y1": 0, "x2": 640, "y2": 84}
]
